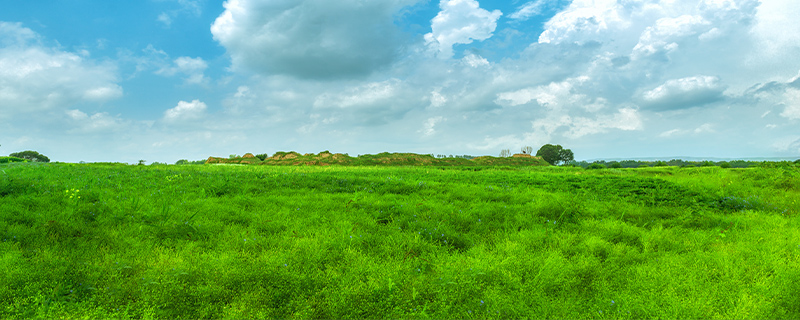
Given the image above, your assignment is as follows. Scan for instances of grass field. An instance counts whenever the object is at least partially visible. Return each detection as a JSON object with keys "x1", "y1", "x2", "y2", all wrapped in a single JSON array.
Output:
[{"x1": 1, "y1": 162, "x2": 799, "y2": 319}]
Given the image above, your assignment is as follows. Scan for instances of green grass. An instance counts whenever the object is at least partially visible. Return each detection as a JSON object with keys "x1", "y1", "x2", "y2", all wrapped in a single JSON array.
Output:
[{"x1": 1, "y1": 162, "x2": 799, "y2": 319}]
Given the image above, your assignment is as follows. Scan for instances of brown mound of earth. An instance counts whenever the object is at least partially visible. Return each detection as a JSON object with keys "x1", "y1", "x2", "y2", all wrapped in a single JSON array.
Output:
[
  {"x1": 242, "y1": 153, "x2": 256, "y2": 159},
  {"x1": 512, "y1": 153, "x2": 532, "y2": 158}
]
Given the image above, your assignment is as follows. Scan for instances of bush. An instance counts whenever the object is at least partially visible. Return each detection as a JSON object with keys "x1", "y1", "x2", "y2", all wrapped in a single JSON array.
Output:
[
  {"x1": 9, "y1": 150, "x2": 50, "y2": 162},
  {"x1": 586, "y1": 163, "x2": 606, "y2": 170},
  {"x1": 175, "y1": 159, "x2": 190, "y2": 165},
  {"x1": 255, "y1": 153, "x2": 269, "y2": 161},
  {"x1": 654, "y1": 161, "x2": 668, "y2": 167},
  {"x1": 719, "y1": 162, "x2": 731, "y2": 169},
  {"x1": 0, "y1": 156, "x2": 27, "y2": 164},
  {"x1": 609, "y1": 162, "x2": 622, "y2": 169}
]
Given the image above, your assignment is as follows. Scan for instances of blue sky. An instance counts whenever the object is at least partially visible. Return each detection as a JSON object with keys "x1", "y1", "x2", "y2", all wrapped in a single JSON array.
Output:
[{"x1": 1, "y1": 0, "x2": 799, "y2": 163}]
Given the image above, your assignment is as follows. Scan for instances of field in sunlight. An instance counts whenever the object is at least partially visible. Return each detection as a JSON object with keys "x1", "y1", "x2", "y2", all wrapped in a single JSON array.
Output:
[{"x1": 1, "y1": 162, "x2": 799, "y2": 319}]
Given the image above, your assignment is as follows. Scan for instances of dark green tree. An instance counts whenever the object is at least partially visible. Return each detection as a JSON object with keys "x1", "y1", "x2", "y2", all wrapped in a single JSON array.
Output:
[
  {"x1": 535, "y1": 144, "x2": 574, "y2": 166},
  {"x1": 9, "y1": 150, "x2": 50, "y2": 162},
  {"x1": 175, "y1": 159, "x2": 190, "y2": 165},
  {"x1": 255, "y1": 153, "x2": 269, "y2": 161}
]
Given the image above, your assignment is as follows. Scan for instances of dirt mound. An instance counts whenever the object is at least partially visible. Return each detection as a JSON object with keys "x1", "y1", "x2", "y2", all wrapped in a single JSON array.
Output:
[
  {"x1": 513, "y1": 153, "x2": 532, "y2": 158},
  {"x1": 242, "y1": 153, "x2": 256, "y2": 159}
]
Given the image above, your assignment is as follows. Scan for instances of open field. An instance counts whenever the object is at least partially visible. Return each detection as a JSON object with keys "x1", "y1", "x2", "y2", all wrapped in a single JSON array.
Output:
[{"x1": 1, "y1": 162, "x2": 799, "y2": 319}]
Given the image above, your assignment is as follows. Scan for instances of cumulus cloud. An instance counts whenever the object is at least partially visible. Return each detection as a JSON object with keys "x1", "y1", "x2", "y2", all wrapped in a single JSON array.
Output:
[
  {"x1": 632, "y1": 15, "x2": 710, "y2": 59},
  {"x1": 425, "y1": 0, "x2": 502, "y2": 59},
  {"x1": 751, "y1": 0, "x2": 800, "y2": 63},
  {"x1": 211, "y1": 0, "x2": 421, "y2": 79},
  {"x1": 164, "y1": 100, "x2": 207, "y2": 122},
  {"x1": 495, "y1": 76, "x2": 590, "y2": 109},
  {"x1": 429, "y1": 89, "x2": 447, "y2": 108},
  {"x1": 156, "y1": 56, "x2": 209, "y2": 85},
  {"x1": 66, "y1": 109, "x2": 127, "y2": 133},
  {"x1": 311, "y1": 79, "x2": 420, "y2": 125},
  {"x1": 419, "y1": 116, "x2": 445, "y2": 136},
  {"x1": 562, "y1": 107, "x2": 642, "y2": 138},
  {"x1": 0, "y1": 22, "x2": 121, "y2": 115},
  {"x1": 461, "y1": 53, "x2": 490, "y2": 67},
  {"x1": 537, "y1": 0, "x2": 631, "y2": 45},
  {"x1": 641, "y1": 76, "x2": 726, "y2": 110},
  {"x1": 779, "y1": 88, "x2": 800, "y2": 120}
]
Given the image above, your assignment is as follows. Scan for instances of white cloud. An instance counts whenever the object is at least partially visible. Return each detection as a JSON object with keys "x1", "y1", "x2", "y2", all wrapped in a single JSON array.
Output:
[
  {"x1": 314, "y1": 80, "x2": 400, "y2": 109},
  {"x1": 751, "y1": 0, "x2": 800, "y2": 62},
  {"x1": 158, "y1": 13, "x2": 172, "y2": 27},
  {"x1": 779, "y1": 88, "x2": 800, "y2": 120},
  {"x1": 641, "y1": 76, "x2": 726, "y2": 110},
  {"x1": 157, "y1": 0, "x2": 202, "y2": 28},
  {"x1": 694, "y1": 123, "x2": 714, "y2": 133},
  {"x1": 420, "y1": 116, "x2": 445, "y2": 136},
  {"x1": 0, "y1": 22, "x2": 39, "y2": 46},
  {"x1": 462, "y1": 53, "x2": 489, "y2": 67},
  {"x1": 430, "y1": 89, "x2": 447, "y2": 108},
  {"x1": 66, "y1": 109, "x2": 126, "y2": 133},
  {"x1": 0, "y1": 22, "x2": 121, "y2": 116},
  {"x1": 425, "y1": 0, "x2": 503, "y2": 59},
  {"x1": 553, "y1": 107, "x2": 643, "y2": 139},
  {"x1": 659, "y1": 128, "x2": 682, "y2": 138},
  {"x1": 537, "y1": 0, "x2": 630, "y2": 45},
  {"x1": 156, "y1": 56, "x2": 208, "y2": 85},
  {"x1": 211, "y1": 0, "x2": 421, "y2": 79},
  {"x1": 164, "y1": 100, "x2": 207, "y2": 122},
  {"x1": 632, "y1": 15, "x2": 710, "y2": 59},
  {"x1": 509, "y1": 0, "x2": 547, "y2": 21},
  {"x1": 495, "y1": 76, "x2": 590, "y2": 109}
]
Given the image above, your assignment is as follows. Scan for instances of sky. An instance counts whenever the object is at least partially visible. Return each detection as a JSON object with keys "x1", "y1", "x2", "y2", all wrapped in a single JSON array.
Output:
[{"x1": 1, "y1": 0, "x2": 799, "y2": 164}]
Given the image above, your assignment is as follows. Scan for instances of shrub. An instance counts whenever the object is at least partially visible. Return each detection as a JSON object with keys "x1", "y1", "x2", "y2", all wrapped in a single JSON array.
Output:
[
  {"x1": 654, "y1": 161, "x2": 668, "y2": 167},
  {"x1": 609, "y1": 162, "x2": 622, "y2": 169},
  {"x1": 0, "y1": 156, "x2": 27, "y2": 164},
  {"x1": 175, "y1": 159, "x2": 190, "y2": 165},
  {"x1": 586, "y1": 163, "x2": 606, "y2": 170},
  {"x1": 719, "y1": 162, "x2": 731, "y2": 169},
  {"x1": 255, "y1": 153, "x2": 269, "y2": 161}
]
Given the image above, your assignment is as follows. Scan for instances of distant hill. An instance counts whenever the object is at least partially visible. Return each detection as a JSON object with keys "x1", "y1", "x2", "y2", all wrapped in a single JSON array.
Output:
[{"x1": 205, "y1": 151, "x2": 551, "y2": 167}]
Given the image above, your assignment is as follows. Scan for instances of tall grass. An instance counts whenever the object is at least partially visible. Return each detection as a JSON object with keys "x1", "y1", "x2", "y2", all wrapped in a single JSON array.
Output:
[{"x1": 0, "y1": 162, "x2": 798, "y2": 319}]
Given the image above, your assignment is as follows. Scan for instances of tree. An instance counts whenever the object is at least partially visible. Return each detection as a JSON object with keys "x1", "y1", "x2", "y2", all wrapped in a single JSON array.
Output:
[
  {"x1": 500, "y1": 149, "x2": 511, "y2": 157},
  {"x1": 535, "y1": 144, "x2": 574, "y2": 166},
  {"x1": 9, "y1": 150, "x2": 50, "y2": 162},
  {"x1": 175, "y1": 159, "x2": 190, "y2": 165},
  {"x1": 522, "y1": 146, "x2": 533, "y2": 154},
  {"x1": 559, "y1": 148, "x2": 574, "y2": 164}
]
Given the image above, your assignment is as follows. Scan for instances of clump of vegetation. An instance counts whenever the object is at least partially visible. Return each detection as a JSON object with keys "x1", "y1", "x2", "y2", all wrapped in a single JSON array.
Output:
[
  {"x1": 9, "y1": 150, "x2": 49, "y2": 162},
  {"x1": 0, "y1": 156, "x2": 26, "y2": 164},
  {"x1": 587, "y1": 163, "x2": 606, "y2": 170},
  {"x1": 535, "y1": 144, "x2": 574, "y2": 165}
]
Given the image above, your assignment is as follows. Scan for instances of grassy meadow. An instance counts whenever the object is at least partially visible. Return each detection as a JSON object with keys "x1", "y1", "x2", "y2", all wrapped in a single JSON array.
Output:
[{"x1": 1, "y1": 162, "x2": 799, "y2": 319}]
